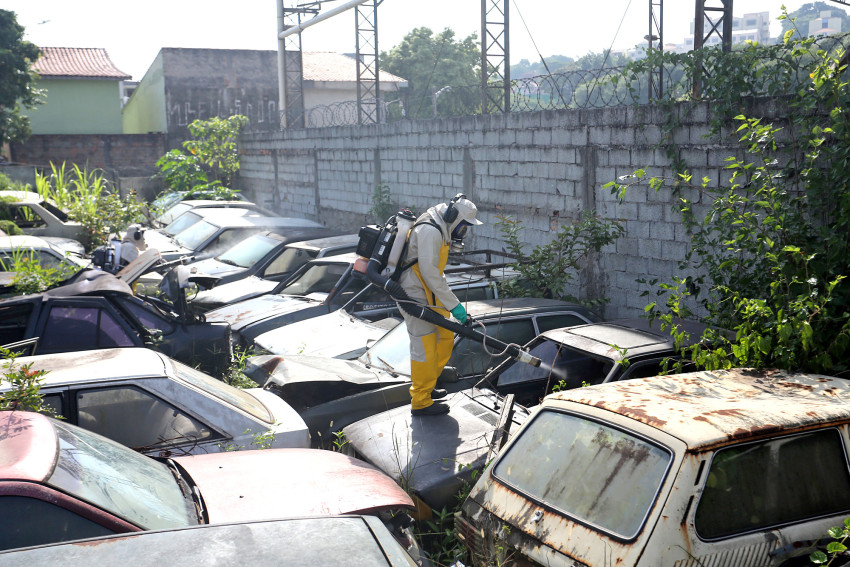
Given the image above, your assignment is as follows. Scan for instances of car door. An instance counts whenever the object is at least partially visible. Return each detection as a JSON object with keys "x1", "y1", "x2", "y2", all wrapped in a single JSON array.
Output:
[
  {"x1": 35, "y1": 298, "x2": 140, "y2": 354},
  {"x1": 0, "y1": 484, "x2": 123, "y2": 551}
]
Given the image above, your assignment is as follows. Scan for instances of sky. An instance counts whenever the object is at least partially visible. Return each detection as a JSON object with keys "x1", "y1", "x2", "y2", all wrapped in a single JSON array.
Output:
[{"x1": 3, "y1": 0, "x2": 830, "y2": 81}]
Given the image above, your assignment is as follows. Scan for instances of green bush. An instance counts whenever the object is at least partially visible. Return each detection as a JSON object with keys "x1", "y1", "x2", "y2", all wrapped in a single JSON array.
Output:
[
  {"x1": 605, "y1": 29, "x2": 850, "y2": 376},
  {"x1": 36, "y1": 162, "x2": 143, "y2": 250},
  {"x1": 496, "y1": 210, "x2": 623, "y2": 304}
]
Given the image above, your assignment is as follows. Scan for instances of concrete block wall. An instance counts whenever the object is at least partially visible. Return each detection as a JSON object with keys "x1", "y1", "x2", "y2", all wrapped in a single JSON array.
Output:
[
  {"x1": 237, "y1": 99, "x2": 780, "y2": 319},
  {"x1": 10, "y1": 134, "x2": 166, "y2": 179}
]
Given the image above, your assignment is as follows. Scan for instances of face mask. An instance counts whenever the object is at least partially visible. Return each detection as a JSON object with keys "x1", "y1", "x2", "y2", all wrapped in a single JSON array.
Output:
[{"x1": 452, "y1": 221, "x2": 470, "y2": 241}]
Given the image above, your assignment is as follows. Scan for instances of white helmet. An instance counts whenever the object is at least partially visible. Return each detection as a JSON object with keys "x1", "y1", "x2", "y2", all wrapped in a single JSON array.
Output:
[{"x1": 444, "y1": 193, "x2": 483, "y2": 226}]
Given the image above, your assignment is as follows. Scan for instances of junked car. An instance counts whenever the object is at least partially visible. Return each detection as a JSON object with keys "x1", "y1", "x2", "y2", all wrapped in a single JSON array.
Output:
[
  {"x1": 0, "y1": 234, "x2": 91, "y2": 296},
  {"x1": 0, "y1": 190, "x2": 86, "y2": 245},
  {"x1": 246, "y1": 298, "x2": 600, "y2": 441},
  {"x1": 207, "y1": 251, "x2": 515, "y2": 349},
  {"x1": 187, "y1": 232, "x2": 355, "y2": 310},
  {"x1": 150, "y1": 198, "x2": 268, "y2": 228},
  {"x1": 0, "y1": 516, "x2": 422, "y2": 567},
  {"x1": 2, "y1": 348, "x2": 310, "y2": 455},
  {"x1": 0, "y1": 261, "x2": 232, "y2": 376},
  {"x1": 343, "y1": 318, "x2": 710, "y2": 514},
  {"x1": 457, "y1": 368, "x2": 850, "y2": 567},
  {"x1": 142, "y1": 206, "x2": 271, "y2": 258},
  {"x1": 0, "y1": 411, "x2": 417, "y2": 554},
  {"x1": 156, "y1": 211, "x2": 326, "y2": 263}
]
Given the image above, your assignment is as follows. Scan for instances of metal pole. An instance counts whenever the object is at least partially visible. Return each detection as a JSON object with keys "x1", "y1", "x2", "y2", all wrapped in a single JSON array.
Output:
[
  {"x1": 278, "y1": 0, "x2": 372, "y2": 39},
  {"x1": 276, "y1": 0, "x2": 287, "y2": 128}
]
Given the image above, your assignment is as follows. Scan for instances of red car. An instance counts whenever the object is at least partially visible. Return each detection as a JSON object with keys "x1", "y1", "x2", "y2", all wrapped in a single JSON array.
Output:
[{"x1": 0, "y1": 411, "x2": 417, "y2": 554}]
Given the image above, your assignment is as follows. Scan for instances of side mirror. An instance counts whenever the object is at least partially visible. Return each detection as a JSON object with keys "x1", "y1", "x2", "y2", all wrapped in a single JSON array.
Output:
[{"x1": 437, "y1": 366, "x2": 459, "y2": 383}]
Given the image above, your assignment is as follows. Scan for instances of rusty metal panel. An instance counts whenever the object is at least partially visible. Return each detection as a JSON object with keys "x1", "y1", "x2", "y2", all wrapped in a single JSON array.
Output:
[{"x1": 548, "y1": 369, "x2": 850, "y2": 451}]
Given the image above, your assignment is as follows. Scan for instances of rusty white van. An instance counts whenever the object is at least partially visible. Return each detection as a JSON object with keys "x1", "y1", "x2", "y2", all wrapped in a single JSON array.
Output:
[{"x1": 458, "y1": 368, "x2": 850, "y2": 567}]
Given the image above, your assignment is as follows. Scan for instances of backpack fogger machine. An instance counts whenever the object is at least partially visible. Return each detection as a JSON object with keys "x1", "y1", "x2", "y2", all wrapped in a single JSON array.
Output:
[{"x1": 354, "y1": 210, "x2": 542, "y2": 368}]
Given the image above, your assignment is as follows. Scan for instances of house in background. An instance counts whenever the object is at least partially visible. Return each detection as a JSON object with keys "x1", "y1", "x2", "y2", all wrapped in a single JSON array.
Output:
[
  {"x1": 122, "y1": 48, "x2": 408, "y2": 146},
  {"x1": 24, "y1": 47, "x2": 131, "y2": 135}
]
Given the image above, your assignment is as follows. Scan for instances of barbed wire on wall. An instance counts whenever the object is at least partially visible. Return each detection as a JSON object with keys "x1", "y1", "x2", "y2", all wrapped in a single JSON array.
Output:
[{"x1": 284, "y1": 33, "x2": 850, "y2": 129}]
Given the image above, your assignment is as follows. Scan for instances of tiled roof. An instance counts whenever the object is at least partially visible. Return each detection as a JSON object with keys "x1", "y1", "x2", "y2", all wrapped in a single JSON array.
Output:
[
  {"x1": 302, "y1": 52, "x2": 407, "y2": 85},
  {"x1": 33, "y1": 47, "x2": 131, "y2": 80}
]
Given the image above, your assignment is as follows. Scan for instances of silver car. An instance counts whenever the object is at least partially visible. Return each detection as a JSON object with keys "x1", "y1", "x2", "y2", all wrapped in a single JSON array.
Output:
[{"x1": 5, "y1": 347, "x2": 310, "y2": 455}]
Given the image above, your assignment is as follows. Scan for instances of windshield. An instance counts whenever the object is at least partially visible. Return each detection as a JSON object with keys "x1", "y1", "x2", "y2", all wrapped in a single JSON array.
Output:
[
  {"x1": 495, "y1": 337, "x2": 615, "y2": 390},
  {"x1": 217, "y1": 233, "x2": 280, "y2": 268},
  {"x1": 278, "y1": 262, "x2": 347, "y2": 296},
  {"x1": 359, "y1": 321, "x2": 412, "y2": 374},
  {"x1": 172, "y1": 359, "x2": 273, "y2": 423},
  {"x1": 163, "y1": 210, "x2": 202, "y2": 236},
  {"x1": 175, "y1": 220, "x2": 219, "y2": 250},
  {"x1": 492, "y1": 409, "x2": 671, "y2": 539},
  {"x1": 47, "y1": 420, "x2": 196, "y2": 530},
  {"x1": 264, "y1": 246, "x2": 318, "y2": 277}
]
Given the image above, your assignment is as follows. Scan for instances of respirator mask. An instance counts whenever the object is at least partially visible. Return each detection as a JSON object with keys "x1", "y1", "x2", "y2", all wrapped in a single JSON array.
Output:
[{"x1": 450, "y1": 221, "x2": 470, "y2": 253}]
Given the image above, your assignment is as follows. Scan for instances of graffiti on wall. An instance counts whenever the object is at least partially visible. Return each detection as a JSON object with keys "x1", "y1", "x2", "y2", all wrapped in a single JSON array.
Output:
[{"x1": 167, "y1": 89, "x2": 279, "y2": 131}]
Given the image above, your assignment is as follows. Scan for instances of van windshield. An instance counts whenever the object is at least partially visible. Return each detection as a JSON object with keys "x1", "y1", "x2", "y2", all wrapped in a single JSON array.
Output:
[{"x1": 492, "y1": 409, "x2": 671, "y2": 539}]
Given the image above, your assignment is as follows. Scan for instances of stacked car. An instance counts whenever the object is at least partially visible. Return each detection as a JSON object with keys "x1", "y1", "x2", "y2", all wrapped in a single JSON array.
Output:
[{"x1": 3, "y1": 189, "x2": 845, "y2": 566}]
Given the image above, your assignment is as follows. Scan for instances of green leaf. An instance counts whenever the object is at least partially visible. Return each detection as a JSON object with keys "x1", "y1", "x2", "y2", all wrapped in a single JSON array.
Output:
[{"x1": 826, "y1": 541, "x2": 847, "y2": 554}]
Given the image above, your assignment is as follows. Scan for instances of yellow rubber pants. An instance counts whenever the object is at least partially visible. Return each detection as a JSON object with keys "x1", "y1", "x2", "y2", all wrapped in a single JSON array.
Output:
[{"x1": 408, "y1": 244, "x2": 454, "y2": 410}]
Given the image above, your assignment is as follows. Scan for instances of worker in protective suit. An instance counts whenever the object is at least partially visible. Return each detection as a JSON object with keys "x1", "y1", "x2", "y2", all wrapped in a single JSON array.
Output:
[{"x1": 398, "y1": 194, "x2": 483, "y2": 416}]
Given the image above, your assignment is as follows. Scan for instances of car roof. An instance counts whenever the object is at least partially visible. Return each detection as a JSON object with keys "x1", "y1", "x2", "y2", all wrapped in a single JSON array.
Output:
[
  {"x1": 0, "y1": 411, "x2": 58, "y2": 482},
  {"x1": 305, "y1": 251, "x2": 360, "y2": 264},
  {"x1": 285, "y1": 233, "x2": 359, "y2": 251},
  {"x1": 544, "y1": 368, "x2": 850, "y2": 451},
  {"x1": 42, "y1": 270, "x2": 133, "y2": 297},
  {"x1": 538, "y1": 318, "x2": 708, "y2": 361},
  {"x1": 463, "y1": 297, "x2": 595, "y2": 318},
  {"x1": 174, "y1": 200, "x2": 256, "y2": 208},
  {"x1": 0, "y1": 235, "x2": 55, "y2": 250},
  {"x1": 0, "y1": 190, "x2": 46, "y2": 205},
  {"x1": 6, "y1": 348, "x2": 169, "y2": 388},
  {"x1": 0, "y1": 516, "x2": 415, "y2": 566},
  {"x1": 192, "y1": 211, "x2": 324, "y2": 230}
]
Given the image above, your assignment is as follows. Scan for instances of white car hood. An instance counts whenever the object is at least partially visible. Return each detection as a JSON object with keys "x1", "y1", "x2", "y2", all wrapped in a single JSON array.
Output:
[
  {"x1": 191, "y1": 276, "x2": 279, "y2": 308},
  {"x1": 253, "y1": 310, "x2": 400, "y2": 358},
  {"x1": 245, "y1": 354, "x2": 396, "y2": 388}
]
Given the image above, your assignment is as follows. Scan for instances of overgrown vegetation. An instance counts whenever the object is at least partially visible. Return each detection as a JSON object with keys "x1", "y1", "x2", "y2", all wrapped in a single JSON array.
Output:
[
  {"x1": 35, "y1": 162, "x2": 144, "y2": 250},
  {"x1": 605, "y1": 21, "x2": 850, "y2": 377},
  {"x1": 368, "y1": 183, "x2": 396, "y2": 223},
  {"x1": 496, "y1": 211, "x2": 623, "y2": 304},
  {"x1": 154, "y1": 114, "x2": 249, "y2": 197},
  {"x1": 0, "y1": 347, "x2": 56, "y2": 416},
  {"x1": 0, "y1": 248, "x2": 77, "y2": 294}
]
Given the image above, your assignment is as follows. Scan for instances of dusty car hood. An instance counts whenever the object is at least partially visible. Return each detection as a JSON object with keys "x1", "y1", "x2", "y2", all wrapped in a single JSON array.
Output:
[
  {"x1": 190, "y1": 276, "x2": 277, "y2": 308},
  {"x1": 253, "y1": 310, "x2": 399, "y2": 358},
  {"x1": 205, "y1": 294, "x2": 319, "y2": 330},
  {"x1": 185, "y1": 257, "x2": 244, "y2": 279},
  {"x1": 143, "y1": 229, "x2": 180, "y2": 253},
  {"x1": 343, "y1": 390, "x2": 531, "y2": 511},
  {"x1": 244, "y1": 354, "x2": 389, "y2": 387},
  {"x1": 177, "y1": 448, "x2": 413, "y2": 522}
]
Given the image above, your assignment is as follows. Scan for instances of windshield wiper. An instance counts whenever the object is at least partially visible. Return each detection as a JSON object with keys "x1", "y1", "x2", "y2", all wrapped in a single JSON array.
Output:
[
  {"x1": 166, "y1": 459, "x2": 207, "y2": 524},
  {"x1": 218, "y1": 258, "x2": 239, "y2": 267},
  {"x1": 376, "y1": 355, "x2": 398, "y2": 376}
]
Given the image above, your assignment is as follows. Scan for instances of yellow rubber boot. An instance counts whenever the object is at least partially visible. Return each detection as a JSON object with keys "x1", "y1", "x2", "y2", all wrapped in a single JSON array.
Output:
[{"x1": 410, "y1": 333, "x2": 440, "y2": 410}]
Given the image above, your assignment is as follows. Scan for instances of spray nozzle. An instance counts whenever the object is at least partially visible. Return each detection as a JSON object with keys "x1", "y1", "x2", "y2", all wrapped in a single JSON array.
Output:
[{"x1": 514, "y1": 349, "x2": 542, "y2": 367}]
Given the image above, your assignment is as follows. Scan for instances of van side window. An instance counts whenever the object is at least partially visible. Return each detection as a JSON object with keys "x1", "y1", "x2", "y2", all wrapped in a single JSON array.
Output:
[{"x1": 694, "y1": 428, "x2": 850, "y2": 539}]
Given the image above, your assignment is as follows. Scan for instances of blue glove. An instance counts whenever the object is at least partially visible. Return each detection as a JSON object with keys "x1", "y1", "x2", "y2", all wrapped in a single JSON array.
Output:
[{"x1": 450, "y1": 303, "x2": 468, "y2": 325}]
